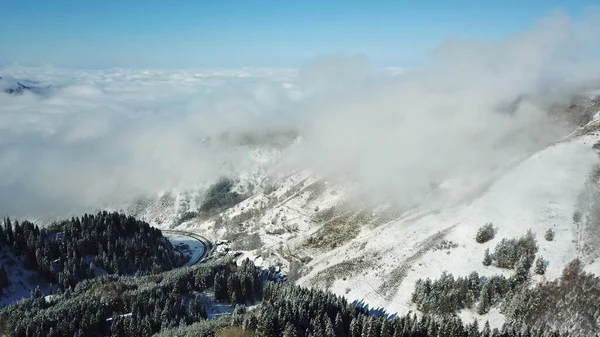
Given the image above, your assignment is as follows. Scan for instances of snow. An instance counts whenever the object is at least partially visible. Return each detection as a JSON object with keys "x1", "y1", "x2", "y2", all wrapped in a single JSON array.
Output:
[
  {"x1": 293, "y1": 135, "x2": 600, "y2": 321},
  {"x1": 115, "y1": 112, "x2": 600, "y2": 326},
  {"x1": 196, "y1": 292, "x2": 235, "y2": 319},
  {"x1": 164, "y1": 233, "x2": 207, "y2": 266},
  {"x1": 459, "y1": 308, "x2": 505, "y2": 330},
  {"x1": 106, "y1": 312, "x2": 133, "y2": 321},
  {"x1": 149, "y1": 126, "x2": 600, "y2": 330},
  {"x1": 43, "y1": 294, "x2": 60, "y2": 304},
  {"x1": 0, "y1": 248, "x2": 50, "y2": 308},
  {"x1": 235, "y1": 251, "x2": 266, "y2": 268}
]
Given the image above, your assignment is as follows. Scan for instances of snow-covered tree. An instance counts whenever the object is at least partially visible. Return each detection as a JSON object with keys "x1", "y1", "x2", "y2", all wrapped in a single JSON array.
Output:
[
  {"x1": 476, "y1": 223, "x2": 495, "y2": 243},
  {"x1": 535, "y1": 256, "x2": 546, "y2": 275},
  {"x1": 483, "y1": 248, "x2": 492, "y2": 266},
  {"x1": 544, "y1": 228, "x2": 555, "y2": 241}
]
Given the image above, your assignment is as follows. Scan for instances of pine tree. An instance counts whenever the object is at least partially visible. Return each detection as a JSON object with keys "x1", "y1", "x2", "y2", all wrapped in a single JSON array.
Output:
[
  {"x1": 476, "y1": 223, "x2": 495, "y2": 243},
  {"x1": 544, "y1": 228, "x2": 554, "y2": 241},
  {"x1": 31, "y1": 285, "x2": 42, "y2": 298},
  {"x1": 467, "y1": 319, "x2": 479, "y2": 337},
  {"x1": 214, "y1": 272, "x2": 228, "y2": 301},
  {"x1": 256, "y1": 309, "x2": 277, "y2": 337},
  {"x1": 243, "y1": 314, "x2": 259, "y2": 332},
  {"x1": 477, "y1": 282, "x2": 491, "y2": 315},
  {"x1": 367, "y1": 317, "x2": 380, "y2": 337},
  {"x1": 482, "y1": 321, "x2": 491, "y2": 337},
  {"x1": 361, "y1": 317, "x2": 375, "y2": 337},
  {"x1": 380, "y1": 318, "x2": 391, "y2": 337},
  {"x1": 512, "y1": 256, "x2": 533, "y2": 285},
  {"x1": 283, "y1": 323, "x2": 298, "y2": 337},
  {"x1": 483, "y1": 248, "x2": 492, "y2": 266},
  {"x1": 5, "y1": 217, "x2": 13, "y2": 244},
  {"x1": 334, "y1": 312, "x2": 345, "y2": 337},
  {"x1": 392, "y1": 322, "x2": 402, "y2": 337},
  {"x1": 324, "y1": 315, "x2": 336, "y2": 337},
  {"x1": 0, "y1": 224, "x2": 5, "y2": 247},
  {"x1": 350, "y1": 317, "x2": 361, "y2": 337},
  {"x1": 534, "y1": 257, "x2": 546, "y2": 275}
]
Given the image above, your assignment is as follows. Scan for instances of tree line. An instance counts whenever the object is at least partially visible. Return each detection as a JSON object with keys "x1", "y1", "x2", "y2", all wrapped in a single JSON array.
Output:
[
  {"x1": 0, "y1": 211, "x2": 188, "y2": 292},
  {"x1": 0, "y1": 257, "x2": 264, "y2": 337}
]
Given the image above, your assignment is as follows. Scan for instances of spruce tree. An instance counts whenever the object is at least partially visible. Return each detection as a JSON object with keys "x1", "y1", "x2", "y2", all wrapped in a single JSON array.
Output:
[
  {"x1": 350, "y1": 317, "x2": 361, "y2": 337},
  {"x1": 380, "y1": 318, "x2": 391, "y2": 337},
  {"x1": 467, "y1": 320, "x2": 479, "y2": 337},
  {"x1": 534, "y1": 257, "x2": 546, "y2": 275},
  {"x1": 544, "y1": 228, "x2": 554, "y2": 241},
  {"x1": 324, "y1": 316, "x2": 336, "y2": 337},
  {"x1": 476, "y1": 223, "x2": 495, "y2": 243},
  {"x1": 256, "y1": 309, "x2": 277, "y2": 337},
  {"x1": 334, "y1": 313, "x2": 345, "y2": 337},
  {"x1": 243, "y1": 314, "x2": 259, "y2": 332},
  {"x1": 283, "y1": 323, "x2": 298, "y2": 337},
  {"x1": 477, "y1": 282, "x2": 491, "y2": 315},
  {"x1": 483, "y1": 248, "x2": 492, "y2": 266},
  {"x1": 482, "y1": 321, "x2": 491, "y2": 337}
]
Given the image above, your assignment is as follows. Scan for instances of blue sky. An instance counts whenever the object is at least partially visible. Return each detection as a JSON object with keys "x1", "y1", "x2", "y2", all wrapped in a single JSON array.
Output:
[{"x1": 0, "y1": 1, "x2": 597, "y2": 69}]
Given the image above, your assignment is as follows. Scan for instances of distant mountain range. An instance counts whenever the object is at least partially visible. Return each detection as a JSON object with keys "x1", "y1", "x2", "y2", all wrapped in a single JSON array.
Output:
[{"x1": 0, "y1": 76, "x2": 48, "y2": 95}]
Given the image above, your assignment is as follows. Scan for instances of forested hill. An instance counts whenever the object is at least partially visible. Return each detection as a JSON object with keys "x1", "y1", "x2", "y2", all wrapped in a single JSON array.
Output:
[
  {"x1": 0, "y1": 211, "x2": 188, "y2": 297},
  {"x1": 0, "y1": 258, "x2": 262, "y2": 337}
]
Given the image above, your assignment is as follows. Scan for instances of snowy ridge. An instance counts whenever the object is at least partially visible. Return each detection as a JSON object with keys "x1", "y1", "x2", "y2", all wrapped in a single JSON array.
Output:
[
  {"x1": 110, "y1": 103, "x2": 600, "y2": 331},
  {"x1": 177, "y1": 135, "x2": 598, "y2": 328}
]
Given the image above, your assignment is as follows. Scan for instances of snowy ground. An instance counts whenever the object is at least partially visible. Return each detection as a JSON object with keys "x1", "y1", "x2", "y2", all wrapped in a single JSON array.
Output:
[
  {"x1": 293, "y1": 134, "x2": 600, "y2": 328},
  {"x1": 121, "y1": 113, "x2": 600, "y2": 328},
  {"x1": 0, "y1": 248, "x2": 50, "y2": 308},
  {"x1": 164, "y1": 233, "x2": 208, "y2": 266},
  {"x1": 196, "y1": 292, "x2": 235, "y2": 319}
]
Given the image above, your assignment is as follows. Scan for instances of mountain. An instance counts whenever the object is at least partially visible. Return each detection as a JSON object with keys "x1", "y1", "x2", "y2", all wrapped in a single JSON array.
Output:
[
  {"x1": 0, "y1": 76, "x2": 48, "y2": 95},
  {"x1": 120, "y1": 92, "x2": 600, "y2": 335},
  {"x1": 2, "y1": 88, "x2": 598, "y2": 335}
]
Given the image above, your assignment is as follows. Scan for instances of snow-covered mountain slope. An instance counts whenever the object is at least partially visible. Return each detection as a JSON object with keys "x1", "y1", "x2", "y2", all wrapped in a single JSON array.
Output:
[
  {"x1": 305, "y1": 134, "x2": 600, "y2": 320},
  {"x1": 123, "y1": 96, "x2": 600, "y2": 329},
  {"x1": 0, "y1": 248, "x2": 50, "y2": 307}
]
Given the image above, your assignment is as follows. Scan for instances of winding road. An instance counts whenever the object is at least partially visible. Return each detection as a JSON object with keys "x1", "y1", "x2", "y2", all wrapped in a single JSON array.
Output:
[{"x1": 161, "y1": 230, "x2": 213, "y2": 266}]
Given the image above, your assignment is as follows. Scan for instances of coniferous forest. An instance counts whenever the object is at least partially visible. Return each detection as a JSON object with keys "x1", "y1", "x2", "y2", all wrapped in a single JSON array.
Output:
[
  {"x1": 0, "y1": 214, "x2": 598, "y2": 336},
  {"x1": 0, "y1": 257, "x2": 263, "y2": 337},
  {"x1": 0, "y1": 211, "x2": 188, "y2": 291}
]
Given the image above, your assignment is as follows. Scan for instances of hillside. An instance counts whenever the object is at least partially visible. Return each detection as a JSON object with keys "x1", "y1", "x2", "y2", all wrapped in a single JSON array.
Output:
[
  {"x1": 0, "y1": 211, "x2": 188, "y2": 307},
  {"x1": 4, "y1": 91, "x2": 598, "y2": 335},
  {"x1": 118, "y1": 93, "x2": 600, "y2": 334}
]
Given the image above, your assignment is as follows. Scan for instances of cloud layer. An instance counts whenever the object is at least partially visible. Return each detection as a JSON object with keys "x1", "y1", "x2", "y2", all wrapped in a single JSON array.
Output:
[
  {"x1": 291, "y1": 11, "x2": 600, "y2": 206},
  {"x1": 0, "y1": 68, "x2": 301, "y2": 216},
  {"x1": 1, "y1": 11, "x2": 600, "y2": 218}
]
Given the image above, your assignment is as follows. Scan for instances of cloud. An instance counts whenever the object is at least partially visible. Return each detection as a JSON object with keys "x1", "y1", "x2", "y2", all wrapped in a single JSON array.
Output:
[
  {"x1": 1, "y1": 11, "x2": 600, "y2": 218},
  {"x1": 0, "y1": 68, "x2": 299, "y2": 217},
  {"x1": 288, "y1": 11, "x2": 600, "y2": 207}
]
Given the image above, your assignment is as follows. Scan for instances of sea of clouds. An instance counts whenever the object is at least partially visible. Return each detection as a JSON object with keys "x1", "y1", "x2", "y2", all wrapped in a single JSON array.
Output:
[
  {"x1": 0, "y1": 67, "x2": 309, "y2": 217},
  {"x1": 1, "y1": 11, "x2": 600, "y2": 219}
]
